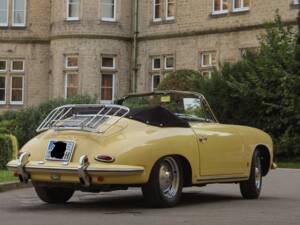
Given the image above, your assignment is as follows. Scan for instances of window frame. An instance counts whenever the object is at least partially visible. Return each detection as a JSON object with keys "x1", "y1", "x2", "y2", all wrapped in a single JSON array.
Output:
[
  {"x1": 200, "y1": 52, "x2": 216, "y2": 68},
  {"x1": 64, "y1": 72, "x2": 80, "y2": 99},
  {"x1": 65, "y1": 55, "x2": 79, "y2": 69},
  {"x1": 0, "y1": 75, "x2": 6, "y2": 104},
  {"x1": 164, "y1": 55, "x2": 174, "y2": 70},
  {"x1": 153, "y1": 0, "x2": 162, "y2": 22},
  {"x1": 165, "y1": 0, "x2": 175, "y2": 21},
  {"x1": 11, "y1": 60, "x2": 25, "y2": 72},
  {"x1": 0, "y1": 60, "x2": 7, "y2": 72},
  {"x1": 212, "y1": 0, "x2": 228, "y2": 15},
  {"x1": 232, "y1": 0, "x2": 250, "y2": 12},
  {"x1": 12, "y1": 0, "x2": 27, "y2": 27},
  {"x1": 66, "y1": 0, "x2": 80, "y2": 21},
  {"x1": 152, "y1": 57, "x2": 161, "y2": 71},
  {"x1": 100, "y1": 73, "x2": 115, "y2": 103},
  {"x1": 101, "y1": 56, "x2": 116, "y2": 70},
  {"x1": 10, "y1": 74, "x2": 24, "y2": 105},
  {"x1": 0, "y1": 0, "x2": 9, "y2": 27},
  {"x1": 201, "y1": 70, "x2": 213, "y2": 79},
  {"x1": 151, "y1": 74, "x2": 161, "y2": 91},
  {"x1": 101, "y1": 0, "x2": 117, "y2": 22}
]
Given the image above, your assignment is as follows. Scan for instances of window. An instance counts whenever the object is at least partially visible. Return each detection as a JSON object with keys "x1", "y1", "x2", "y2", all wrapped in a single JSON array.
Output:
[
  {"x1": 101, "y1": 74, "x2": 114, "y2": 102},
  {"x1": 12, "y1": 0, "x2": 26, "y2": 27},
  {"x1": 67, "y1": 0, "x2": 80, "y2": 21},
  {"x1": 65, "y1": 73, "x2": 79, "y2": 98},
  {"x1": 101, "y1": 0, "x2": 116, "y2": 21},
  {"x1": 11, "y1": 60, "x2": 24, "y2": 72},
  {"x1": 153, "y1": 0, "x2": 162, "y2": 21},
  {"x1": 213, "y1": 0, "x2": 228, "y2": 15},
  {"x1": 165, "y1": 0, "x2": 175, "y2": 20},
  {"x1": 0, "y1": 60, "x2": 7, "y2": 72},
  {"x1": 200, "y1": 51, "x2": 217, "y2": 67},
  {"x1": 233, "y1": 0, "x2": 250, "y2": 12},
  {"x1": 10, "y1": 75, "x2": 23, "y2": 104},
  {"x1": 151, "y1": 74, "x2": 161, "y2": 91},
  {"x1": 0, "y1": 0, "x2": 8, "y2": 26},
  {"x1": 164, "y1": 56, "x2": 174, "y2": 70},
  {"x1": 65, "y1": 55, "x2": 79, "y2": 69},
  {"x1": 201, "y1": 71, "x2": 212, "y2": 79},
  {"x1": 293, "y1": 0, "x2": 299, "y2": 5},
  {"x1": 152, "y1": 57, "x2": 161, "y2": 70},
  {"x1": 0, "y1": 76, "x2": 5, "y2": 104},
  {"x1": 101, "y1": 56, "x2": 115, "y2": 69}
]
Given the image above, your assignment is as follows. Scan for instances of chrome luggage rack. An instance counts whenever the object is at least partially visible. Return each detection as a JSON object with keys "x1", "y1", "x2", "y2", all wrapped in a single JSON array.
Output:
[{"x1": 36, "y1": 104, "x2": 130, "y2": 134}]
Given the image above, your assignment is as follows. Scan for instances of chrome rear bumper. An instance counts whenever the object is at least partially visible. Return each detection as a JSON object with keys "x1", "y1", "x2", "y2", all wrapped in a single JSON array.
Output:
[{"x1": 6, "y1": 152, "x2": 144, "y2": 187}]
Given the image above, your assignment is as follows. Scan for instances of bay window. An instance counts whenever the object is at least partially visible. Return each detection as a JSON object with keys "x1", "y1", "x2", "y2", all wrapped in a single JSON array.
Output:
[
  {"x1": 101, "y1": 74, "x2": 114, "y2": 102},
  {"x1": 64, "y1": 73, "x2": 79, "y2": 98},
  {"x1": 10, "y1": 75, "x2": 23, "y2": 104}
]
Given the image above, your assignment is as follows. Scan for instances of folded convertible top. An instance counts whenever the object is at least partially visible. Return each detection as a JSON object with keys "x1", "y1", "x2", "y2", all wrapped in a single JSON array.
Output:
[{"x1": 126, "y1": 106, "x2": 190, "y2": 128}]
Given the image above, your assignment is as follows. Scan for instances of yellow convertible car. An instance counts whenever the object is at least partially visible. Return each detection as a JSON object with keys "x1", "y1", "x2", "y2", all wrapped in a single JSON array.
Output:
[{"x1": 7, "y1": 91, "x2": 275, "y2": 207}]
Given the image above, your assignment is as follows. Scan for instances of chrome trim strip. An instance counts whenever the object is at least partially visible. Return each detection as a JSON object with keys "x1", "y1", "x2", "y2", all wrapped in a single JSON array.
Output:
[
  {"x1": 7, "y1": 164, "x2": 144, "y2": 174},
  {"x1": 197, "y1": 176, "x2": 248, "y2": 184}
]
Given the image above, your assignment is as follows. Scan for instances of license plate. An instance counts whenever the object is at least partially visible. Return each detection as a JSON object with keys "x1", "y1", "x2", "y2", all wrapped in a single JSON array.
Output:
[{"x1": 45, "y1": 140, "x2": 75, "y2": 162}]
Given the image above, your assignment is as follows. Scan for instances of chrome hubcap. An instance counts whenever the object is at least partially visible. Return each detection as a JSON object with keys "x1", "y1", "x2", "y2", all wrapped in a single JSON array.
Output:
[
  {"x1": 159, "y1": 157, "x2": 180, "y2": 199},
  {"x1": 255, "y1": 156, "x2": 262, "y2": 189}
]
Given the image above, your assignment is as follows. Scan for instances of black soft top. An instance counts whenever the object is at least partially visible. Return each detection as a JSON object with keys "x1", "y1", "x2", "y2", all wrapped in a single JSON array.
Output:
[{"x1": 126, "y1": 106, "x2": 190, "y2": 128}]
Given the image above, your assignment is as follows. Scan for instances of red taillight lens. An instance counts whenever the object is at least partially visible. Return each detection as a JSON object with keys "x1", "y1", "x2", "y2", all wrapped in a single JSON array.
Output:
[{"x1": 95, "y1": 155, "x2": 115, "y2": 163}]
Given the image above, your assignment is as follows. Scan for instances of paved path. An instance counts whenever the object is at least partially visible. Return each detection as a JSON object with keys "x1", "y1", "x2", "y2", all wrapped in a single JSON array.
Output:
[{"x1": 0, "y1": 169, "x2": 299, "y2": 225}]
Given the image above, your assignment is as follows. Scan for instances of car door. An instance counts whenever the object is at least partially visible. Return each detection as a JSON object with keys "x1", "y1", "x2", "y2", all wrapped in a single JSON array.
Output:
[{"x1": 188, "y1": 98, "x2": 246, "y2": 178}]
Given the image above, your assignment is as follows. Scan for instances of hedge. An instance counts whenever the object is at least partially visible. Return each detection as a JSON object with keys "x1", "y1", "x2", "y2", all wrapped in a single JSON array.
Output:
[{"x1": 0, "y1": 135, "x2": 13, "y2": 169}]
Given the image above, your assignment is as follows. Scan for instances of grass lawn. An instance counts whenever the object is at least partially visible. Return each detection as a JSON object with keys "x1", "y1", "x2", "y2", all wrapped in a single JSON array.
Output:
[
  {"x1": 277, "y1": 162, "x2": 300, "y2": 169},
  {"x1": 0, "y1": 169, "x2": 17, "y2": 183}
]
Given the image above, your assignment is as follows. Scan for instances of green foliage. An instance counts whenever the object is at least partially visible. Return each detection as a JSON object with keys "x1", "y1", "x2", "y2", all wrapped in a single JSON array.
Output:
[
  {"x1": 158, "y1": 70, "x2": 203, "y2": 91},
  {"x1": 0, "y1": 135, "x2": 13, "y2": 169},
  {"x1": 158, "y1": 13, "x2": 300, "y2": 160}
]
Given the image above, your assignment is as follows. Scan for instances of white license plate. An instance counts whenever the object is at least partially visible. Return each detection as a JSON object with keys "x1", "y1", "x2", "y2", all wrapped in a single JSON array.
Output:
[{"x1": 45, "y1": 140, "x2": 75, "y2": 162}]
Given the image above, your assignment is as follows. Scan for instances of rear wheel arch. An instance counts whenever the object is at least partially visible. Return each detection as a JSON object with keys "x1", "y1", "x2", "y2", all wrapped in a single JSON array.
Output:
[
  {"x1": 255, "y1": 145, "x2": 271, "y2": 176},
  {"x1": 148, "y1": 154, "x2": 193, "y2": 187}
]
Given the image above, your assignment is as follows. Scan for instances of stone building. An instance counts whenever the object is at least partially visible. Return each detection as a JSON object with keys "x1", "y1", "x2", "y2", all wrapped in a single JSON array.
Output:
[{"x1": 0, "y1": 0, "x2": 298, "y2": 111}]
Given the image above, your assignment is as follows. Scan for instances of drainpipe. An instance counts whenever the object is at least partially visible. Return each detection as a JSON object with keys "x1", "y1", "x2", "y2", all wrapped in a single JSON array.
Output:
[{"x1": 131, "y1": 0, "x2": 139, "y2": 93}]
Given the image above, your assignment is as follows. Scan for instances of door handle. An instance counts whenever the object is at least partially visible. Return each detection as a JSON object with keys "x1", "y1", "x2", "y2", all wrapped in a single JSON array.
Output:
[{"x1": 198, "y1": 137, "x2": 208, "y2": 143}]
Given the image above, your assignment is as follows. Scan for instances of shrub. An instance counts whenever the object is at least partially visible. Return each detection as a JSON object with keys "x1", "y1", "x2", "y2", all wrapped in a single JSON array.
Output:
[{"x1": 0, "y1": 134, "x2": 13, "y2": 169}]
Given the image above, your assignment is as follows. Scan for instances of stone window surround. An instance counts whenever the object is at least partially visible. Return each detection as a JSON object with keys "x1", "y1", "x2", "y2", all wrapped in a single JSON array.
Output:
[
  {"x1": 12, "y1": 0, "x2": 26, "y2": 27},
  {"x1": 10, "y1": 74, "x2": 24, "y2": 105},
  {"x1": 66, "y1": 0, "x2": 80, "y2": 21},
  {"x1": 152, "y1": 0, "x2": 176, "y2": 23},
  {"x1": 101, "y1": 0, "x2": 117, "y2": 22},
  {"x1": 0, "y1": 59, "x2": 26, "y2": 105},
  {"x1": 150, "y1": 54, "x2": 175, "y2": 72},
  {"x1": 0, "y1": 0, "x2": 27, "y2": 28}
]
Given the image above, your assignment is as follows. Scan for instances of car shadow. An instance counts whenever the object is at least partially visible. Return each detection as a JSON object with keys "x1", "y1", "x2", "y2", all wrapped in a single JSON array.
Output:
[{"x1": 6, "y1": 189, "x2": 250, "y2": 213}]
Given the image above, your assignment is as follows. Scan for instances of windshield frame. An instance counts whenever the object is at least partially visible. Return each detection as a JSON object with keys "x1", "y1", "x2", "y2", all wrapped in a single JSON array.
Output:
[{"x1": 117, "y1": 90, "x2": 219, "y2": 123}]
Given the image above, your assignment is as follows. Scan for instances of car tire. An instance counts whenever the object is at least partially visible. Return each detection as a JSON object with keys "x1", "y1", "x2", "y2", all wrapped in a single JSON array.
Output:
[
  {"x1": 240, "y1": 150, "x2": 262, "y2": 199},
  {"x1": 34, "y1": 186, "x2": 74, "y2": 204},
  {"x1": 142, "y1": 156, "x2": 183, "y2": 208}
]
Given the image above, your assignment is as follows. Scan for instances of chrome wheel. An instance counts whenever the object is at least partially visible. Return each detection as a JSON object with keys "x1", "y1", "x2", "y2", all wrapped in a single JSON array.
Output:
[
  {"x1": 159, "y1": 157, "x2": 180, "y2": 199},
  {"x1": 255, "y1": 156, "x2": 262, "y2": 189}
]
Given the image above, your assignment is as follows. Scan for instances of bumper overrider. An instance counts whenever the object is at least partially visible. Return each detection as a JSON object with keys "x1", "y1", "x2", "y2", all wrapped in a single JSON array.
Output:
[{"x1": 6, "y1": 152, "x2": 145, "y2": 187}]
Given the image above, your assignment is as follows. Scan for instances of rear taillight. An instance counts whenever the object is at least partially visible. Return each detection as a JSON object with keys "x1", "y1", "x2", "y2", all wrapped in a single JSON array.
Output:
[{"x1": 95, "y1": 155, "x2": 115, "y2": 163}]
